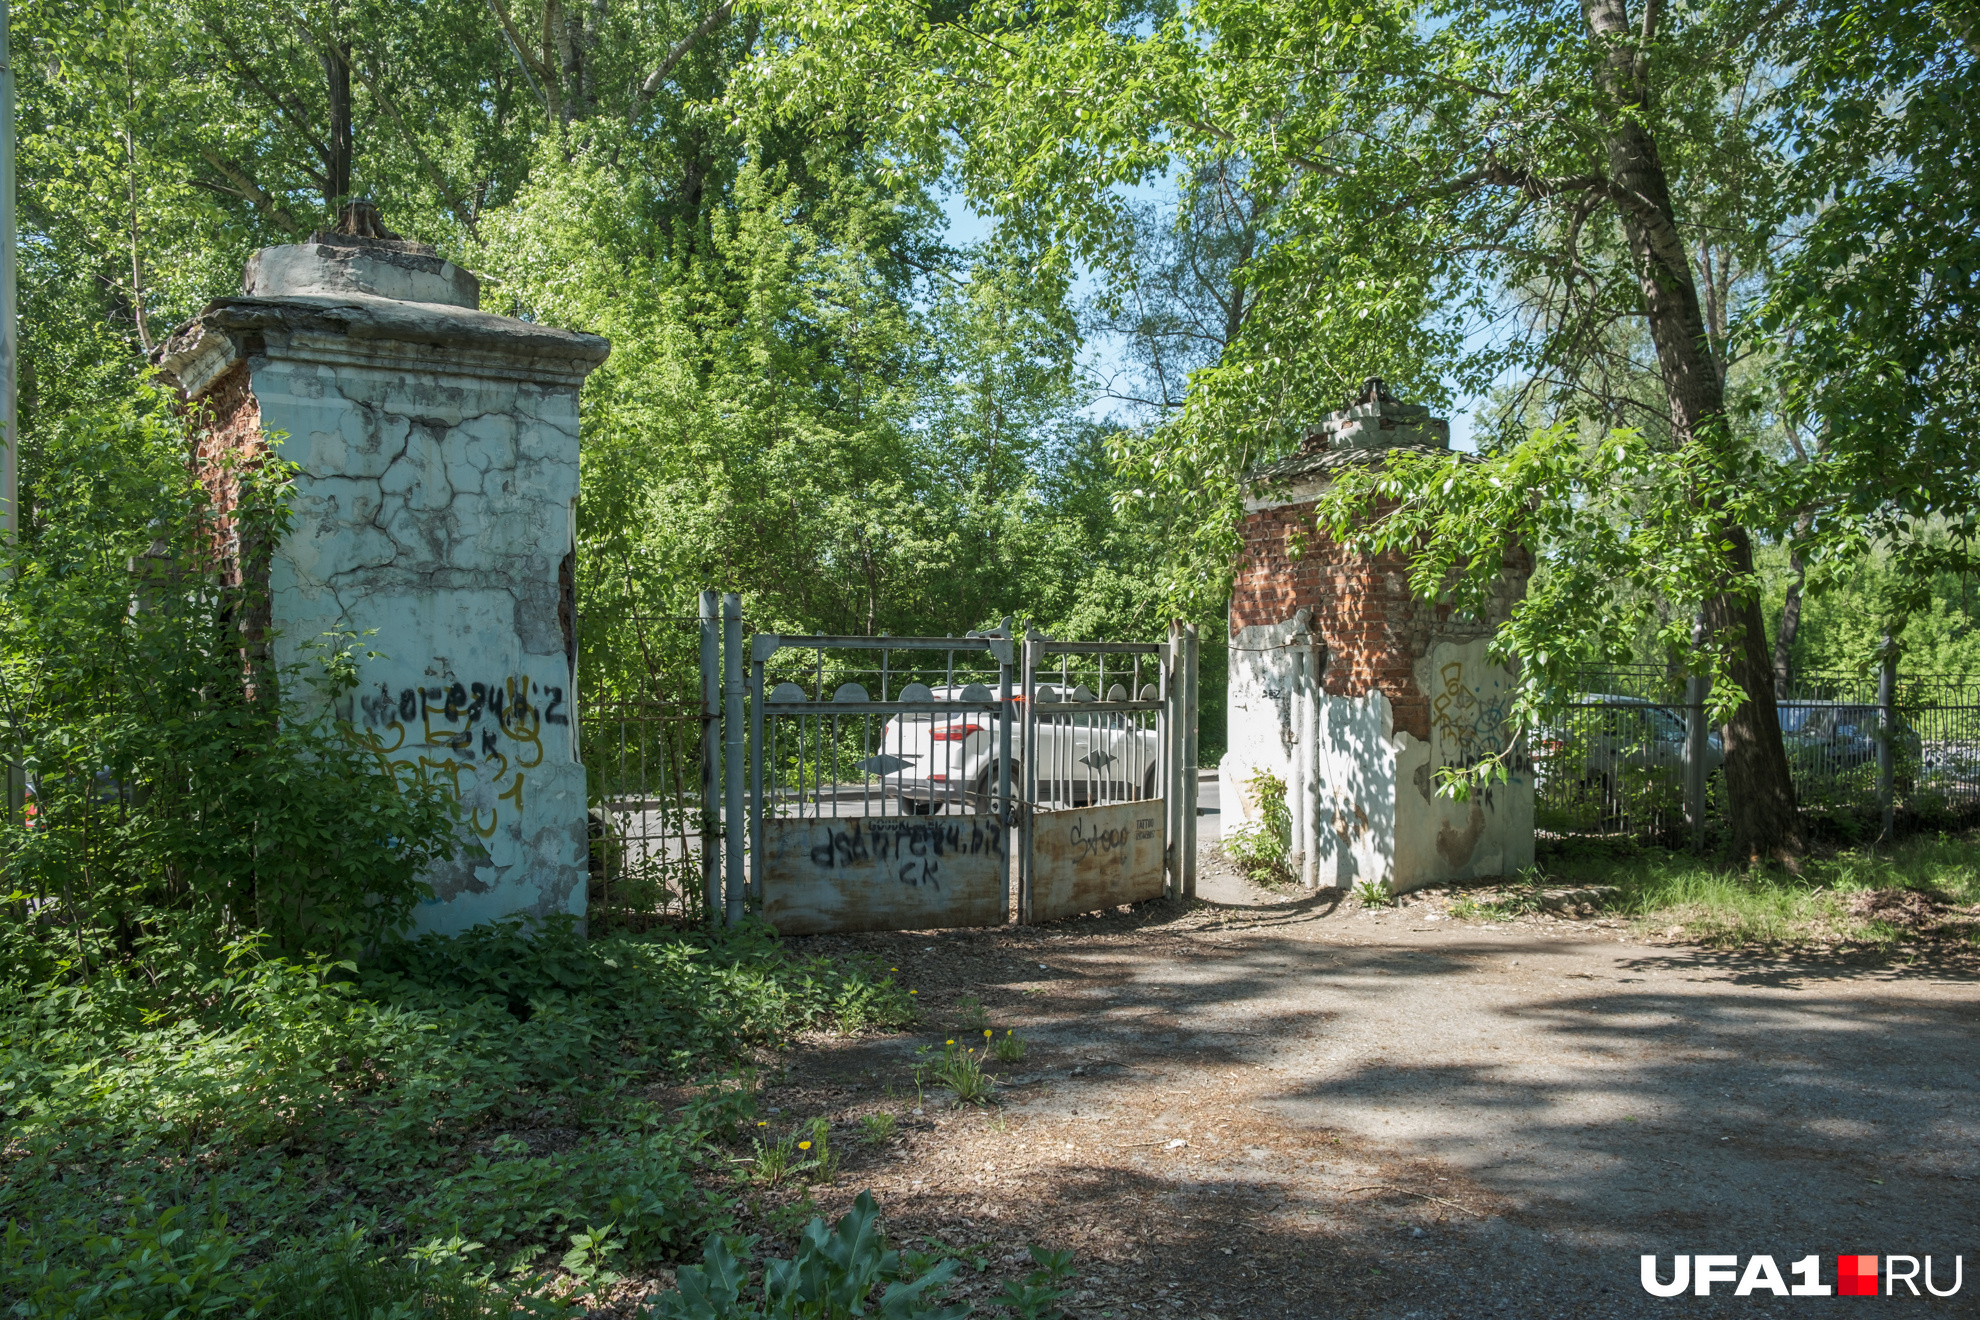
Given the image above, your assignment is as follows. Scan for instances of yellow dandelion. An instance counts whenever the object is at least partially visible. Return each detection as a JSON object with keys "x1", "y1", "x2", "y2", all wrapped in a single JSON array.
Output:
[
  {"x1": 984, "y1": 1029, "x2": 993, "y2": 1038},
  {"x1": 910, "y1": 990, "x2": 918, "y2": 995},
  {"x1": 798, "y1": 1141, "x2": 812, "y2": 1150},
  {"x1": 757, "y1": 1121, "x2": 767, "y2": 1127},
  {"x1": 946, "y1": 1039, "x2": 955, "y2": 1045}
]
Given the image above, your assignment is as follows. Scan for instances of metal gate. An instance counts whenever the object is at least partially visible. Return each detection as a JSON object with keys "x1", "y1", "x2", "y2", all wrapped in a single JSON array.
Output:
[
  {"x1": 1020, "y1": 631, "x2": 1193, "y2": 923},
  {"x1": 580, "y1": 592, "x2": 1198, "y2": 934},
  {"x1": 746, "y1": 628, "x2": 1017, "y2": 935}
]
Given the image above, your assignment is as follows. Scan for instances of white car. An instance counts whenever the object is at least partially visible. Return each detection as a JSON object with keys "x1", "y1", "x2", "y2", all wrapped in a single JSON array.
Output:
[{"x1": 864, "y1": 683, "x2": 1163, "y2": 813}]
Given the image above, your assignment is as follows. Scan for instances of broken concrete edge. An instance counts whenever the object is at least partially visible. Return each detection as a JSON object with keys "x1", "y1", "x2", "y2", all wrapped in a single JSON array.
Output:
[
  {"x1": 1244, "y1": 441, "x2": 1471, "y2": 507},
  {"x1": 245, "y1": 241, "x2": 481, "y2": 309},
  {"x1": 153, "y1": 294, "x2": 612, "y2": 399},
  {"x1": 1243, "y1": 383, "x2": 1459, "y2": 492}
]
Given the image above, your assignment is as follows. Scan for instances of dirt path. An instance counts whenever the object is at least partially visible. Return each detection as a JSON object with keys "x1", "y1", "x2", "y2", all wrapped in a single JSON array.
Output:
[{"x1": 756, "y1": 844, "x2": 1980, "y2": 1318}]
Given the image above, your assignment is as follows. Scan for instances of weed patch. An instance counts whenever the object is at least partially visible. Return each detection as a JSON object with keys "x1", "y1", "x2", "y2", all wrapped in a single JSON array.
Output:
[
  {"x1": 991, "y1": 1029, "x2": 1027, "y2": 1064},
  {"x1": 0, "y1": 917, "x2": 913, "y2": 1311},
  {"x1": 1225, "y1": 769, "x2": 1295, "y2": 889},
  {"x1": 644, "y1": 1190, "x2": 1064, "y2": 1320},
  {"x1": 918, "y1": 1037, "x2": 996, "y2": 1107}
]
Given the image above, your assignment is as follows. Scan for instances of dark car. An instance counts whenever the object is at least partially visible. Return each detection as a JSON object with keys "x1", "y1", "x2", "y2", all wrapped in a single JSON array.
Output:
[{"x1": 1777, "y1": 701, "x2": 1920, "y2": 773}]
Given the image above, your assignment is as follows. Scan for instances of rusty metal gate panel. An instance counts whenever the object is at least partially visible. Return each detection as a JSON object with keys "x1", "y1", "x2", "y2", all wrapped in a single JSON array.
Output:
[
  {"x1": 1019, "y1": 630, "x2": 1187, "y2": 922},
  {"x1": 757, "y1": 815, "x2": 1009, "y2": 934},
  {"x1": 747, "y1": 630, "x2": 1016, "y2": 935},
  {"x1": 1027, "y1": 799, "x2": 1165, "y2": 923}
]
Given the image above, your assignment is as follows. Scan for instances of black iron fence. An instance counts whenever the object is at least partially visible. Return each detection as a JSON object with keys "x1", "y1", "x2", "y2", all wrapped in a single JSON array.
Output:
[
  {"x1": 580, "y1": 694, "x2": 708, "y2": 929},
  {"x1": 1534, "y1": 667, "x2": 1980, "y2": 844},
  {"x1": 577, "y1": 608, "x2": 713, "y2": 931}
]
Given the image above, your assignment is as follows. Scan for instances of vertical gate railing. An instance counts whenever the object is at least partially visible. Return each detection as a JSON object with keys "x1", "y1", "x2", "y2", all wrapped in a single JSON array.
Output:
[
  {"x1": 744, "y1": 628, "x2": 1016, "y2": 934},
  {"x1": 578, "y1": 607, "x2": 713, "y2": 931}
]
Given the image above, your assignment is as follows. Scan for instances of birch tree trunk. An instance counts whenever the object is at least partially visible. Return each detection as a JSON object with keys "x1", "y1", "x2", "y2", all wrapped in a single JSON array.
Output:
[{"x1": 1584, "y1": 0, "x2": 1805, "y2": 859}]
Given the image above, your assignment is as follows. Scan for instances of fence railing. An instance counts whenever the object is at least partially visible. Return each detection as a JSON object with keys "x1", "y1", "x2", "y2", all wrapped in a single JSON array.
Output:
[
  {"x1": 577, "y1": 607, "x2": 714, "y2": 932},
  {"x1": 580, "y1": 695, "x2": 708, "y2": 929},
  {"x1": 1534, "y1": 666, "x2": 1980, "y2": 844}
]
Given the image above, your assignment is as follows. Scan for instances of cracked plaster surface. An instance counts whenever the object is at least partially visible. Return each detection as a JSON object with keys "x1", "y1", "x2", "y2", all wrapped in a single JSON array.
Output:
[{"x1": 251, "y1": 352, "x2": 592, "y2": 936}]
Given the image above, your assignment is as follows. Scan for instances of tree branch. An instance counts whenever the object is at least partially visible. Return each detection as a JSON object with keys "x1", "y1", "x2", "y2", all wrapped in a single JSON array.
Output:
[
  {"x1": 195, "y1": 149, "x2": 302, "y2": 236},
  {"x1": 484, "y1": 0, "x2": 554, "y2": 119},
  {"x1": 635, "y1": 0, "x2": 734, "y2": 108},
  {"x1": 1378, "y1": 159, "x2": 1611, "y2": 216},
  {"x1": 351, "y1": 56, "x2": 477, "y2": 236},
  {"x1": 1183, "y1": 118, "x2": 1340, "y2": 176},
  {"x1": 201, "y1": 20, "x2": 332, "y2": 168}
]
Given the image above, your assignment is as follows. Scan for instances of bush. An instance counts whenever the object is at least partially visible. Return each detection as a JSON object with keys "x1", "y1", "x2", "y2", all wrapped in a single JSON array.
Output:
[
  {"x1": 0, "y1": 401, "x2": 462, "y2": 986},
  {"x1": 1224, "y1": 768, "x2": 1294, "y2": 887},
  {"x1": 643, "y1": 1192, "x2": 972, "y2": 1320}
]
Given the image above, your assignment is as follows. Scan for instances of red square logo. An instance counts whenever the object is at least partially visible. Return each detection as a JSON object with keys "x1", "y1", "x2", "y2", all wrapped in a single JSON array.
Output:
[{"x1": 1839, "y1": 1255, "x2": 1879, "y2": 1296}]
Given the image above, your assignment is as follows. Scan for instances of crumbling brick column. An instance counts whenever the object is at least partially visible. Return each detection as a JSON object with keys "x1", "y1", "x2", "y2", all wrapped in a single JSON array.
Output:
[
  {"x1": 1221, "y1": 380, "x2": 1533, "y2": 893},
  {"x1": 155, "y1": 214, "x2": 610, "y2": 934}
]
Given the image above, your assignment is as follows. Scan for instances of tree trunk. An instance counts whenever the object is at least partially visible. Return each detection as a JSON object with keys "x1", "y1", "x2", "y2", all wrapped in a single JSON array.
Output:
[
  {"x1": 319, "y1": 37, "x2": 354, "y2": 211},
  {"x1": 1773, "y1": 541, "x2": 1806, "y2": 692},
  {"x1": 1584, "y1": 0, "x2": 1804, "y2": 860}
]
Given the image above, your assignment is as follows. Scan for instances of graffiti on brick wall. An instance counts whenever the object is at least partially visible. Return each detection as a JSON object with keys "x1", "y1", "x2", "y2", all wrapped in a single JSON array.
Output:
[{"x1": 346, "y1": 676, "x2": 567, "y2": 838}]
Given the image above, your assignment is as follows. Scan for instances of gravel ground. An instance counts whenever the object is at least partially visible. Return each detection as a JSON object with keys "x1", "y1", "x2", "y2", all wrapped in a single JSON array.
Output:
[{"x1": 737, "y1": 835, "x2": 1980, "y2": 1318}]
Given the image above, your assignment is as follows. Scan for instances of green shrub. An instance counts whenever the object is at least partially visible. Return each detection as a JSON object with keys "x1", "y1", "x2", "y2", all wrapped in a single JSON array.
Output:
[
  {"x1": 0, "y1": 402, "x2": 462, "y2": 985},
  {"x1": 1224, "y1": 769, "x2": 1294, "y2": 888},
  {"x1": 0, "y1": 917, "x2": 911, "y2": 1307},
  {"x1": 404, "y1": 1129, "x2": 717, "y2": 1265},
  {"x1": 643, "y1": 1192, "x2": 972, "y2": 1320}
]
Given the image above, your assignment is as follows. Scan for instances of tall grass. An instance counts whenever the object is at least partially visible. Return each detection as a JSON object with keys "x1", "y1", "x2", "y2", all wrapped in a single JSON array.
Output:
[{"x1": 1541, "y1": 831, "x2": 1980, "y2": 947}]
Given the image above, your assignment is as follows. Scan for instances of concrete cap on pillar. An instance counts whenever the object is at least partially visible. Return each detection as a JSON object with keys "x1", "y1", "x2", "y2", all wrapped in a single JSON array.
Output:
[
  {"x1": 243, "y1": 201, "x2": 480, "y2": 308},
  {"x1": 1301, "y1": 376, "x2": 1450, "y2": 453}
]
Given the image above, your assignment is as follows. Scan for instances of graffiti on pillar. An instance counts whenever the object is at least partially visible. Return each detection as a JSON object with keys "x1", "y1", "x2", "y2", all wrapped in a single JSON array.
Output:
[
  {"x1": 346, "y1": 675, "x2": 566, "y2": 837},
  {"x1": 1430, "y1": 660, "x2": 1509, "y2": 774}
]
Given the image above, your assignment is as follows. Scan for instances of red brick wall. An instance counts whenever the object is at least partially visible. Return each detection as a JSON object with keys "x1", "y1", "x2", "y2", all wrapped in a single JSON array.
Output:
[
  {"x1": 190, "y1": 363, "x2": 267, "y2": 574},
  {"x1": 1232, "y1": 498, "x2": 1529, "y2": 741},
  {"x1": 188, "y1": 363, "x2": 273, "y2": 644}
]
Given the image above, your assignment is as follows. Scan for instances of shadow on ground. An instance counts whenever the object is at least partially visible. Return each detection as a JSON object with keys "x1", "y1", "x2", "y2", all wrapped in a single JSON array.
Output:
[{"x1": 769, "y1": 900, "x2": 1978, "y2": 1317}]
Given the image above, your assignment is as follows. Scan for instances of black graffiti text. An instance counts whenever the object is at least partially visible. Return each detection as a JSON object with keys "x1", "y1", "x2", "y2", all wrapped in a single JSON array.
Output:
[
  {"x1": 807, "y1": 817, "x2": 1007, "y2": 887},
  {"x1": 1069, "y1": 818, "x2": 1132, "y2": 861}
]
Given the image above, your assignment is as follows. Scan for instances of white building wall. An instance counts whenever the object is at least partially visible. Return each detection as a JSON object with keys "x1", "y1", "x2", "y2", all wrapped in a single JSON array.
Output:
[
  {"x1": 1223, "y1": 621, "x2": 1534, "y2": 894},
  {"x1": 159, "y1": 238, "x2": 609, "y2": 937}
]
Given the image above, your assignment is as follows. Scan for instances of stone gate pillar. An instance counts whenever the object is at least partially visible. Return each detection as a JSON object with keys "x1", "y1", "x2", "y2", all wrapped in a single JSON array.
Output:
[
  {"x1": 156, "y1": 213, "x2": 610, "y2": 934},
  {"x1": 1222, "y1": 380, "x2": 1533, "y2": 895}
]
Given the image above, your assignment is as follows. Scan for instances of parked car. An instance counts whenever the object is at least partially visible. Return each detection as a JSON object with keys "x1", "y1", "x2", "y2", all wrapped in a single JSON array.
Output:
[
  {"x1": 1777, "y1": 701, "x2": 1921, "y2": 774},
  {"x1": 1532, "y1": 695, "x2": 1724, "y2": 807},
  {"x1": 863, "y1": 682, "x2": 1162, "y2": 813}
]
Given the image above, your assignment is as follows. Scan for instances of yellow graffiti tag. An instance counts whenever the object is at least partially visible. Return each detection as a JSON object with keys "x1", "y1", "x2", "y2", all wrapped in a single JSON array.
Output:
[{"x1": 351, "y1": 672, "x2": 555, "y2": 837}]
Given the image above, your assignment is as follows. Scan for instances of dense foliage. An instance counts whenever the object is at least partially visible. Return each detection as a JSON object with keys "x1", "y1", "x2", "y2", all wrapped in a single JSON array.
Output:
[
  {"x1": 0, "y1": 401, "x2": 463, "y2": 980},
  {"x1": 15, "y1": 0, "x2": 1199, "y2": 712},
  {"x1": 2, "y1": 0, "x2": 1975, "y2": 1305},
  {"x1": 752, "y1": 0, "x2": 1979, "y2": 855},
  {"x1": 1, "y1": 918, "x2": 916, "y2": 1312}
]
